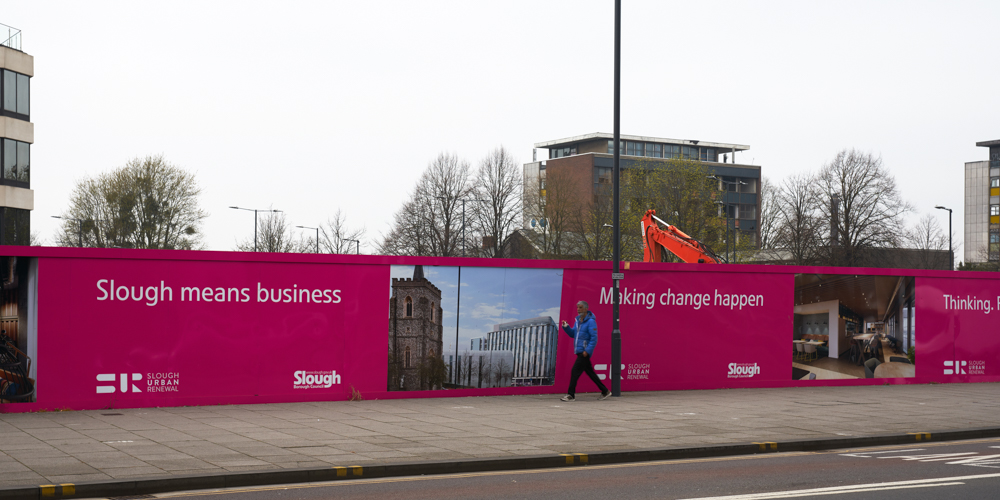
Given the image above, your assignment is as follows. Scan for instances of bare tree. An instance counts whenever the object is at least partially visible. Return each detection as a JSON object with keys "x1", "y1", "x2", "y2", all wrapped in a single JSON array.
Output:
[
  {"x1": 492, "y1": 358, "x2": 511, "y2": 387},
  {"x1": 319, "y1": 209, "x2": 366, "y2": 254},
  {"x1": 774, "y1": 173, "x2": 824, "y2": 265},
  {"x1": 815, "y1": 149, "x2": 913, "y2": 267},
  {"x1": 903, "y1": 213, "x2": 950, "y2": 269},
  {"x1": 234, "y1": 211, "x2": 302, "y2": 253},
  {"x1": 379, "y1": 153, "x2": 473, "y2": 256},
  {"x1": 56, "y1": 155, "x2": 207, "y2": 249},
  {"x1": 472, "y1": 146, "x2": 522, "y2": 258},
  {"x1": 758, "y1": 176, "x2": 779, "y2": 250},
  {"x1": 523, "y1": 166, "x2": 584, "y2": 258}
]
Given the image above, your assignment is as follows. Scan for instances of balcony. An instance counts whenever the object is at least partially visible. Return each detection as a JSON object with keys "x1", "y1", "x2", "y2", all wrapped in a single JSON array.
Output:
[{"x1": 1, "y1": 23, "x2": 21, "y2": 51}]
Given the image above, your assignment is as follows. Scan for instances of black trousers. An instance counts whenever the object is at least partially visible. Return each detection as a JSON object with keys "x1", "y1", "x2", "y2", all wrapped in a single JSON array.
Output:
[{"x1": 567, "y1": 353, "x2": 608, "y2": 397}]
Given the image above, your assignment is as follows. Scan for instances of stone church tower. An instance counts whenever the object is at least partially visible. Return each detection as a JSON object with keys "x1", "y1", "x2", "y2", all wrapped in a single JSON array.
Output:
[{"x1": 388, "y1": 266, "x2": 443, "y2": 391}]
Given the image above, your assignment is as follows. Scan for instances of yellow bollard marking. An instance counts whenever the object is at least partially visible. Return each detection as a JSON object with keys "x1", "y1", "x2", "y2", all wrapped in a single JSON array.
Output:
[
  {"x1": 560, "y1": 453, "x2": 575, "y2": 464},
  {"x1": 575, "y1": 453, "x2": 589, "y2": 464},
  {"x1": 333, "y1": 466, "x2": 347, "y2": 477},
  {"x1": 753, "y1": 442, "x2": 778, "y2": 451},
  {"x1": 908, "y1": 432, "x2": 932, "y2": 441},
  {"x1": 351, "y1": 466, "x2": 363, "y2": 476},
  {"x1": 40, "y1": 485, "x2": 56, "y2": 497},
  {"x1": 60, "y1": 484, "x2": 75, "y2": 495}
]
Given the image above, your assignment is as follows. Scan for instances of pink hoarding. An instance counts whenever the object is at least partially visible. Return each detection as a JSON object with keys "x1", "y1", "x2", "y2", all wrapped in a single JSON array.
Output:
[{"x1": 2, "y1": 246, "x2": 999, "y2": 413}]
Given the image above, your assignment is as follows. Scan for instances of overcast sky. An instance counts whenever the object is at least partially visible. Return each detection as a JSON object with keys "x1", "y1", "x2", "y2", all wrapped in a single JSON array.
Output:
[{"x1": 4, "y1": 0, "x2": 997, "y2": 255}]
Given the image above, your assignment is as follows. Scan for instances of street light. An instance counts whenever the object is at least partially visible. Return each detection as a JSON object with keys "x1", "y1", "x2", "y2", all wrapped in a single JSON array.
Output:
[
  {"x1": 435, "y1": 197, "x2": 486, "y2": 257},
  {"x1": 51, "y1": 216, "x2": 86, "y2": 247},
  {"x1": 935, "y1": 205, "x2": 953, "y2": 270},
  {"x1": 610, "y1": 0, "x2": 622, "y2": 398},
  {"x1": 708, "y1": 175, "x2": 746, "y2": 263},
  {"x1": 52, "y1": 216, "x2": 106, "y2": 247},
  {"x1": 229, "y1": 206, "x2": 281, "y2": 252},
  {"x1": 345, "y1": 239, "x2": 360, "y2": 255},
  {"x1": 296, "y1": 225, "x2": 319, "y2": 254}
]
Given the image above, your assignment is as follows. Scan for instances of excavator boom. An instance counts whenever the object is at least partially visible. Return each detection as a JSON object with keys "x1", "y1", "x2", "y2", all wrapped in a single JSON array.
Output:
[{"x1": 641, "y1": 209, "x2": 722, "y2": 264}]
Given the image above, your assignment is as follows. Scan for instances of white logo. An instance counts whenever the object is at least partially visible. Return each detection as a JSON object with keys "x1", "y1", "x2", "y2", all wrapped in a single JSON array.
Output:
[
  {"x1": 96, "y1": 373, "x2": 142, "y2": 394},
  {"x1": 593, "y1": 364, "x2": 625, "y2": 381},
  {"x1": 727, "y1": 363, "x2": 760, "y2": 378},
  {"x1": 946, "y1": 360, "x2": 986, "y2": 375},
  {"x1": 944, "y1": 360, "x2": 967, "y2": 375},
  {"x1": 293, "y1": 370, "x2": 341, "y2": 389}
]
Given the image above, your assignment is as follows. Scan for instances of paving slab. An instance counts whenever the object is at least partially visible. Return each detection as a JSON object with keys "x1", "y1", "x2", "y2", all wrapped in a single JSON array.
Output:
[{"x1": 1, "y1": 383, "x2": 1000, "y2": 492}]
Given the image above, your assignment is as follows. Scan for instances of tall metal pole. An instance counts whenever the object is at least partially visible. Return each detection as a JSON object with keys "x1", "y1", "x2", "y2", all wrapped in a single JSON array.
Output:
[
  {"x1": 254, "y1": 209, "x2": 259, "y2": 252},
  {"x1": 935, "y1": 206, "x2": 953, "y2": 270},
  {"x1": 610, "y1": 0, "x2": 622, "y2": 398},
  {"x1": 454, "y1": 266, "x2": 462, "y2": 385}
]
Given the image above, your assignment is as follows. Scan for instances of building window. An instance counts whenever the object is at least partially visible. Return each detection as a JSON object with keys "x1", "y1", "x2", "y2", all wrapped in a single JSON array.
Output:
[
  {"x1": 645, "y1": 143, "x2": 657, "y2": 158},
  {"x1": 991, "y1": 205, "x2": 999, "y2": 217},
  {"x1": 405, "y1": 296, "x2": 413, "y2": 317},
  {"x1": 990, "y1": 233, "x2": 999, "y2": 244},
  {"x1": 606, "y1": 140, "x2": 624, "y2": 154},
  {"x1": 741, "y1": 178, "x2": 757, "y2": 194},
  {"x1": 664, "y1": 145, "x2": 680, "y2": 159},
  {"x1": 651, "y1": 143, "x2": 662, "y2": 158},
  {"x1": 404, "y1": 346, "x2": 411, "y2": 368},
  {"x1": 992, "y1": 177, "x2": 999, "y2": 188},
  {"x1": 682, "y1": 146, "x2": 698, "y2": 160},
  {"x1": 740, "y1": 204, "x2": 756, "y2": 220},
  {"x1": 0, "y1": 208, "x2": 29, "y2": 246},
  {"x1": 2, "y1": 139, "x2": 29, "y2": 185},
  {"x1": 626, "y1": 141, "x2": 636, "y2": 156},
  {"x1": 2, "y1": 70, "x2": 29, "y2": 117},
  {"x1": 701, "y1": 148, "x2": 716, "y2": 162}
]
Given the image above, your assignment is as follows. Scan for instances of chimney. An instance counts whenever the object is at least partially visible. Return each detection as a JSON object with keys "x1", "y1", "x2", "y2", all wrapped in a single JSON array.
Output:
[{"x1": 830, "y1": 194, "x2": 840, "y2": 247}]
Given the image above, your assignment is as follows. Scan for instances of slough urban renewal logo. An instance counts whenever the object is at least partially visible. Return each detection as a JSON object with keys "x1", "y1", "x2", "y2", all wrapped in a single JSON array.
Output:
[
  {"x1": 96, "y1": 372, "x2": 180, "y2": 394},
  {"x1": 727, "y1": 363, "x2": 761, "y2": 378},
  {"x1": 293, "y1": 370, "x2": 341, "y2": 389},
  {"x1": 944, "y1": 360, "x2": 986, "y2": 375}
]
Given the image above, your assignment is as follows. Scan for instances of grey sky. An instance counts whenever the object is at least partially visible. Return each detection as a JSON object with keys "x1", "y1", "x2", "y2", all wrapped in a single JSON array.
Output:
[
  {"x1": 390, "y1": 265, "x2": 563, "y2": 356},
  {"x1": 4, "y1": 1, "x2": 996, "y2": 255}
]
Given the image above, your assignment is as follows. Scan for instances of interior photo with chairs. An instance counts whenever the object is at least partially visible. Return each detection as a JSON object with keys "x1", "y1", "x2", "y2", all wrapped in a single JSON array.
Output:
[{"x1": 791, "y1": 273, "x2": 915, "y2": 381}]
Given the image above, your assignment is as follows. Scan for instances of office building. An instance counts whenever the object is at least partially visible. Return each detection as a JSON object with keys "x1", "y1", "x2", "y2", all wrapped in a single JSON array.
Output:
[
  {"x1": 0, "y1": 24, "x2": 32, "y2": 246},
  {"x1": 525, "y1": 133, "x2": 761, "y2": 246},
  {"x1": 472, "y1": 316, "x2": 558, "y2": 386},
  {"x1": 964, "y1": 140, "x2": 1000, "y2": 263}
]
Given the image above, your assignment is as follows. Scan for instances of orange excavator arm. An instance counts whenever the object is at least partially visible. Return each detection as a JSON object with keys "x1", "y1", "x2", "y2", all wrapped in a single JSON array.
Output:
[{"x1": 641, "y1": 209, "x2": 723, "y2": 264}]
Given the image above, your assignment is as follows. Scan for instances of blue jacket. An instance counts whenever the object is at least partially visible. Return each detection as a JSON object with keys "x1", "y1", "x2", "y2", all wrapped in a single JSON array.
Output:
[{"x1": 562, "y1": 311, "x2": 597, "y2": 356}]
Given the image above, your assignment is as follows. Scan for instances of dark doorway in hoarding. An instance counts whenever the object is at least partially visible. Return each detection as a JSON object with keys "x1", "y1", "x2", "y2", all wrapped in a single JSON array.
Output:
[{"x1": 0, "y1": 255, "x2": 35, "y2": 403}]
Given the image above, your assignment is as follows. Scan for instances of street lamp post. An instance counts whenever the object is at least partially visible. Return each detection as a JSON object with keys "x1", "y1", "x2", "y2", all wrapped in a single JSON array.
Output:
[
  {"x1": 345, "y1": 239, "x2": 360, "y2": 255},
  {"x1": 610, "y1": 0, "x2": 622, "y2": 398},
  {"x1": 296, "y1": 225, "x2": 319, "y2": 254},
  {"x1": 708, "y1": 176, "x2": 746, "y2": 263},
  {"x1": 935, "y1": 205, "x2": 953, "y2": 270},
  {"x1": 229, "y1": 206, "x2": 281, "y2": 252},
  {"x1": 51, "y1": 216, "x2": 85, "y2": 247}
]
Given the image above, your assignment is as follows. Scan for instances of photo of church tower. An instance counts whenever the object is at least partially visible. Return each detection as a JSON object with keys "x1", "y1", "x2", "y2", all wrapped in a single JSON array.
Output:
[{"x1": 388, "y1": 265, "x2": 444, "y2": 391}]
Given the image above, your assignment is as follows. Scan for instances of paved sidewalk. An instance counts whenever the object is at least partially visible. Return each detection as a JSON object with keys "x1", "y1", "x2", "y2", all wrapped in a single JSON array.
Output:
[{"x1": 2, "y1": 383, "x2": 999, "y2": 490}]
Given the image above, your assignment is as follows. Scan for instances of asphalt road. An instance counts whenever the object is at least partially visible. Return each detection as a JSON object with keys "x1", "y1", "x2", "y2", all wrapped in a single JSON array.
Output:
[{"x1": 95, "y1": 438, "x2": 1000, "y2": 500}]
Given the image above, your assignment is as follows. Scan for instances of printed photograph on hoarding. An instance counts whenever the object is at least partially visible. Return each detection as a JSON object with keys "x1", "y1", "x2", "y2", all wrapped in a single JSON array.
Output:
[
  {"x1": 792, "y1": 274, "x2": 915, "y2": 381},
  {"x1": 388, "y1": 265, "x2": 563, "y2": 391},
  {"x1": 1, "y1": 256, "x2": 36, "y2": 403}
]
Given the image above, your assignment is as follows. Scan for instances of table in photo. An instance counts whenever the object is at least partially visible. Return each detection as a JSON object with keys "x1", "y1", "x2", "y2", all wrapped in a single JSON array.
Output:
[
  {"x1": 851, "y1": 334, "x2": 876, "y2": 365},
  {"x1": 874, "y1": 361, "x2": 915, "y2": 378},
  {"x1": 794, "y1": 340, "x2": 824, "y2": 361}
]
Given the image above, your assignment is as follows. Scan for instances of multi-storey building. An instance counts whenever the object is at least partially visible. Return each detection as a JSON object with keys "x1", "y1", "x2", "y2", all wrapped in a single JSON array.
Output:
[
  {"x1": 471, "y1": 316, "x2": 558, "y2": 386},
  {"x1": 0, "y1": 25, "x2": 32, "y2": 246},
  {"x1": 964, "y1": 140, "x2": 1000, "y2": 263},
  {"x1": 524, "y1": 133, "x2": 761, "y2": 246}
]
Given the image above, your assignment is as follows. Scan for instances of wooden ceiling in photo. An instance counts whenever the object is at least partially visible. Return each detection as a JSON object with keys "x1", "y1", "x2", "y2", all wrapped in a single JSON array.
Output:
[{"x1": 794, "y1": 274, "x2": 909, "y2": 320}]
